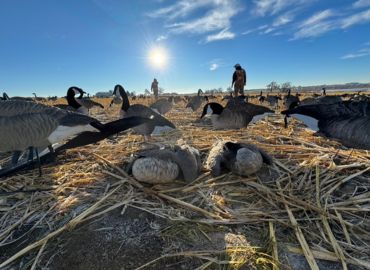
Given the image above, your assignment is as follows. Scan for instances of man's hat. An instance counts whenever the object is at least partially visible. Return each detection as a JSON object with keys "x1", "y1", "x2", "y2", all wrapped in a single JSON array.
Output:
[{"x1": 234, "y1": 63, "x2": 241, "y2": 68}]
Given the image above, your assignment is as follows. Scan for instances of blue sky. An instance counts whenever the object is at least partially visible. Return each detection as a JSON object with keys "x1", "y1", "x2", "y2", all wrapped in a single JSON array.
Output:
[{"x1": 0, "y1": 0, "x2": 370, "y2": 96}]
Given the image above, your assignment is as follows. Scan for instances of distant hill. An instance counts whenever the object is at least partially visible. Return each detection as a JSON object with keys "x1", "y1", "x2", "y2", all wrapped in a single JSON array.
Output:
[{"x1": 249, "y1": 82, "x2": 370, "y2": 93}]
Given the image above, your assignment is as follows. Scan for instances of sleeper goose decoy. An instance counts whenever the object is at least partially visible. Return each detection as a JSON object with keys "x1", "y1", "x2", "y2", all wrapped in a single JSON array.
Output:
[
  {"x1": 150, "y1": 98, "x2": 173, "y2": 115},
  {"x1": 281, "y1": 101, "x2": 370, "y2": 150},
  {"x1": 206, "y1": 141, "x2": 273, "y2": 177},
  {"x1": 116, "y1": 84, "x2": 176, "y2": 140},
  {"x1": 200, "y1": 100, "x2": 273, "y2": 129},
  {"x1": 0, "y1": 100, "x2": 150, "y2": 175},
  {"x1": 129, "y1": 143, "x2": 201, "y2": 184},
  {"x1": 186, "y1": 89, "x2": 208, "y2": 112}
]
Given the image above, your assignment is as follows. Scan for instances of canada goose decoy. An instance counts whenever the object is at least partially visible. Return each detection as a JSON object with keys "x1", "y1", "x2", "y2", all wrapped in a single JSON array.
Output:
[
  {"x1": 55, "y1": 87, "x2": 104, "y2": 115},
  {"x1": 116, "y1": 84, "x2": 176, "y2": 140},
  {"x1": 1, "y1": 93, "x2": 9, "y2": 101},
  {"x1": 281, "y1": 101, "x2": 370, "y2": 149},
  {"x1": 109, "y1": 85, "x2": 124, "y2": 107},
  {"x1": 283, "y1": 89, "x2": 300, "y2": 110},
  {"x1": 300, "y1": 95, "x2": 342, "y2": 106},
  {"x1": 129, "y1": 143, "x2": 201, "y2": 184},
  {"x1": 32, "y1": 93, "x2": 46, "y2": 102},
  {"x1": 186, "y1": 89, "x2": 208, "y2": 111},
  {"x1": 222, "y1": 92, "x2": 233, "y2": 101},
  {"x1": 168, "y1": 96, "x2": 185, "y2": 104},
  {"x1": 150, "y1": 98, "x2": 173, "y2": 115},
  {"x1": 200, "y1": 100, "x2": 273, "y2": 129},
  {"x1": 0, "y1": 100, "x2": 150, "y2": 175},
  {"x1": 266, "y1": 95, "x2": 281, "y2": 109},
  {"x1": 206, "y1": 141, "x2": 273, "y2": 177}
]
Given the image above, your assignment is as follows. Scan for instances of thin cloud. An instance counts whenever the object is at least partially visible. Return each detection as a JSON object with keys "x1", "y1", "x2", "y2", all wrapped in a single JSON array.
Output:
[
  {"x1": 341, "y1": 8, "x2": 370, "y2": 28},
  {"x1": 156, "y1": 35, "x2": 168, "y2": 41},
  {"x1": 273, "y1": 13, "x2": 295, "y2": 27},
  {"x1": 353, "y1": 0, "x2": 370, "y2": 8},
  {"x1": 210, "y1": 63, "x2": 219, "y2": 71},
  {"x1": 205, "y1": 28, "x2": 236, "y2": 43},
  {"x1": 341, "y1": 44, "x2": 370, "y2": 59},
  {"x1": 148, "y1": 0, "x2": 242, "y2": 42},
  {"x1": 341, "y1": 51, "x2": 370, "y2": 59},
  {"x1": 292, "y1": 9, "x2": 335, "y2": 39},
  {"x1": 252, "y1": 0, "x2": 313, "y2": 17}
]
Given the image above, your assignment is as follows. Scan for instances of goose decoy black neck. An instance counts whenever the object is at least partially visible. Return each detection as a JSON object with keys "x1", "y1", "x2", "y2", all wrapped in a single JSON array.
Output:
[
  {"x1": 66, "y1": 87, "x2": 85, "y2": 109},
  {"x1": 200, "y1": 102, "x2": 224, "y2": 118},
  {"x1": 118, "y1": 85, "x2": 130, "y2": 112}
]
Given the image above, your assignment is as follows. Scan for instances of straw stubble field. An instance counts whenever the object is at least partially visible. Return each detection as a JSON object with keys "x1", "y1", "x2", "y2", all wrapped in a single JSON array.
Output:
[{"x1": 0, "y1": 95, "x2": 369, "y2": 270}]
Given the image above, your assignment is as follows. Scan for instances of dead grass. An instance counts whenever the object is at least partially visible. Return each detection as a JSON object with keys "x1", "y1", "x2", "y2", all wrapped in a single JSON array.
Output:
[{"x1": 0, "y1": 95, "x2": 369, "y2": 269}]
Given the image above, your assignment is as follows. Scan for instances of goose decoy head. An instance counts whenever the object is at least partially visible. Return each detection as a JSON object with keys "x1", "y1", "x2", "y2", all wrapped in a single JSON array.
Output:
[
  {"x1": 200, "y1": 103, "x2": 224, "y2": 118},
  {"x1": 114, "y1": 84, "x2": 125, "y2": 97},
  {"x1": 68, "y1": 86, "x2": 86, "y2": 96}
]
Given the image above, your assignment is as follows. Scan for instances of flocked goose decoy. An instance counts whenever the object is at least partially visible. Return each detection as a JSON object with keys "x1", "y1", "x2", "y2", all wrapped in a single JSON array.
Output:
[
  {"x1": 116, "y1": 84, "x2": 176, "y2": 140},
  {"x1": 129, "y1": 143, "x2": 201, "y2": 184},
  {"x1": 281, "y1": 100, "x2": 370, "y2": 150},
  {"x1": 200, "y1": 99, "x2": 273, "y2": 129},
  {"x1": 205, "y1": 141, "x2": 273, "y2": 177},
  {"x1": 0, "y1": 100, "x2": 149, "y2": 174}
]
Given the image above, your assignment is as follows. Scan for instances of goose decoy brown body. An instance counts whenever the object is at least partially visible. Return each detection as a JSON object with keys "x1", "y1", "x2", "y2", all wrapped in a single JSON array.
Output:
[
  {"x1": 186, "y1": 89, "x2": 208, "y2": 111},
  {"x1": 206, "y1": 141, "x2": 273, "y2": 176},
  {"x1": 200, "y1": 100, "x2": 273, "y2": 129},
  {"x1": 282, "y1": 101, "x2": 370, "y2": 149},
  {"x1": 150, "y1": 98, "x2": 173, "y2": 115},
  {"x1": 0, "y1": 100, "x2": 149, "y2": 174},
  {"x1": 116, "y1": 84, "x2": 175, "y2": 140},
  {"x1": 129, "y1": 143, "x2": 201, "y2": 184}
]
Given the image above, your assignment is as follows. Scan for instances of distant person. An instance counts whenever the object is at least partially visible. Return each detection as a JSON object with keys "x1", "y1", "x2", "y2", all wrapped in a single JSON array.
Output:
[
  {"x1": 232, "y1": 64, "x2": 247, "y2": 97},
  {"x1": 151, "y1": 78, "x2": 159, "y2": 99}
]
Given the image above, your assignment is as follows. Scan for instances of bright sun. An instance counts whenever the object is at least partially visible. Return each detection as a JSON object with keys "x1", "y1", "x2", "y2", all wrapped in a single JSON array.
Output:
[{"x1": 148, "y1": 47, "x2": 168, "y2": 69}]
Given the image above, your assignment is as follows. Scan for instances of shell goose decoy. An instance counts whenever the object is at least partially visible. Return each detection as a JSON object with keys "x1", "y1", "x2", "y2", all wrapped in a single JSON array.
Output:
[
  {"x1": 116, "y1": 84, "x2": 176, "y2": 140},
  {"x1": 281, "y1": 100, "x2": 370, "y2": 150},
  {"x1": 200, "y1": 98, "x2": 274, "y2": 129},
  {"x1": 0, "y1": 100, "x2": 149, "y2": 175},
  {"x1": 205, "y1": 141, "x2": 273, "y2": 177},
  {"x1": 150, "y1": 98, "x2": 173, "y2": 115},
  {"x1": 129, "y1": 143, "x2": 201, "y2": 184},
  {"x1": 186, "y1": 89, "x2": 208, "y2": 112}
]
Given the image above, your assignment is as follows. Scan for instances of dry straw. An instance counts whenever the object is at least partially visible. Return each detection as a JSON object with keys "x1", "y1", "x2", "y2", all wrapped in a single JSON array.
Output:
[{"x1": 0, "y1": 96, "x2": 369, "y2": 269}]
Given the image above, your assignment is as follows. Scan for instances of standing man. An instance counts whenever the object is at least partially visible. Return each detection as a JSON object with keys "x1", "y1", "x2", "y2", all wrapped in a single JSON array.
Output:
[
  {"x1": 232, "y1": 64, "x2": 247, "y2": 97},
  {"x1": 151, "y1": 78, "x2": 159, "y2": 99}
]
